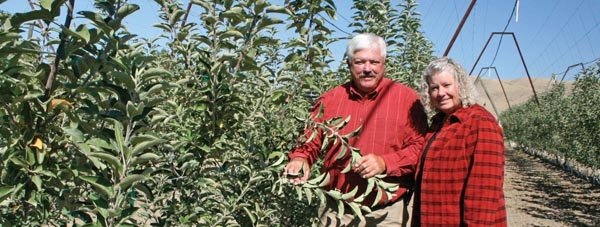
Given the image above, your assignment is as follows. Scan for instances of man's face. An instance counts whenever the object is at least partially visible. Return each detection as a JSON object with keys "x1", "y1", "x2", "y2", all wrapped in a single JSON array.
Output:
[{"x1": 349, "y1": 48, "x2": 385, "y2": 95}]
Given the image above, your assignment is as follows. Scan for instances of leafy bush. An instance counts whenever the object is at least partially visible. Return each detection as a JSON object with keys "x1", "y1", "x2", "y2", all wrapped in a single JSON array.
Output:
[
  {"x1": 501, "y1": 62, "x2": 600, "y2": 169},
  {"x1": 0, "y1": 0, "x2": 432, "y2": 226}
]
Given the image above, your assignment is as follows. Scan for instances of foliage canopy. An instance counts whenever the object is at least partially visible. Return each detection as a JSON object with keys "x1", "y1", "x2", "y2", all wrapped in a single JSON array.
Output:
[{"x1": 0, "y1": 0, "x2": 432, "y2": 225}]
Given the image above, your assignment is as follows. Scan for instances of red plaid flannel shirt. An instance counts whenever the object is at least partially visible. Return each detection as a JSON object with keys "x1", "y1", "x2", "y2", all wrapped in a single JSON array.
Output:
[
  {"x1": 413, "y1": 104, "x2": 507, "y2": 226},
  {"x1": 289, "y1": 78, "x2": 427, "y2": 206}
]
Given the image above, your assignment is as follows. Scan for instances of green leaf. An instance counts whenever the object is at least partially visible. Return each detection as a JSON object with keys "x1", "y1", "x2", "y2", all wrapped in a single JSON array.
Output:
[
  {"x1": 303, "y1": 187, "x2": 313, "y2": 205},
  {"x1": 336, "y1": 145, "x2": 347, "y2": 160},
  {"x1": 344, "y1": 125, "x2": 363, "y2": 138},
  {"x1": 126, "y1": 101, "x2": 141, "y2": 118},
  {"x1": 253, "y1": 0, "x2": 267, "y2": 14},
  {"x1": 134, "y1": 183, "x2": 154, "y2": 201},
  {"x1": 169, "y1": 9, "x2": 185, "y2": 26},
  {"x1": 116, "y1": 4, "x2": 140, "y2": 19},
  {"x1": 316, "y1": 189, "x2": 326, "y2": 207},
  {"x1": 268, "y1": 151, "x2": 286, "y2": 167},
  {"x1": 113, "y1": 71, "x2": 135, "y2": 90},
  {"x1": 284, "y1": 52, "x2": 301, "y2": 62},
  {"x1": 295, "y1": 186, "x2": 303, "y2": 201},
  {"x1": 129, "y1": 153, "x2": 160, "y2": 167},
  {"x1": 87, "y1": 138, "x2": 114, "y2": 151},
  {"x1": 131, "y1": 136, "x2": 166, "y2": 157},
  {"x1": 220, "y1": 6, "x2": 244, "y2": 20},
  {"x1": 372, "y1": 187, "x2": 382, "y2": 207},
  {"x1": 110, "y1": 119, "x2": 127, "y2": 160},
  {"x1": 362, "y1": 178, "x2": 376, "y2": 198},
  {"x1": 119, "y1": 207, "x2": 139, "y2": 224},
  {"x1": 78, "y1": 11, "x2": 112, "y2": 35},
  {"x1": 141, "y1": 83, "x2": 164, "y2": 98},
  {"x1": 39, "y1": 0, "x2": 54, "y2": 10},
  {"x1": 87, "y1": 152, "x2": 123, "y2": 174},
  {"x1": 376, "y1": 180, "x2": 399, "y2": 191},
  {"x1": 340, "y1": 160, "x2": 352, "y2": 173},
  {"x1": 0, "y1": 186, "x2": 15, "y2": 201},
  {"x1": 336, "y1": 200, "x2": 345, "y2": 219},
  {"x1": 80, "y1": 176, "x2": 114, "y2": 198},
  {"x1": 348, "y1": 202, "x2": 365, "y2": 223},
  {"x1": 31, "y1": 175, "x2": 42, "y2": 191},
  {"x1": 220, "y1": 29, "x2": 244, "y2": 39},
  {"x1": 307, "y1": 172, "x2": 327, "y2": 185},
  {"x1": 40, "y1": 0, "x2": 65, "y2": 16},
  {"x1": 341, "y1": 186, "x2": 358, "y2": 200},
  {"x1": 270, "y1": 90, "x2": 288, "y2": 104},
  {"x1": 23, "y1": 92, "x2": 43, "y2": 101},
  {"x1": 140, "y1": 68, "x2": 172, "y2": 82},
  {"x1": 243, "y1": 207, "x2": 256, "y2": 224},
  {"x1": 361, "y1": 205, "x2": 372, "y2": 213},
  {"x1": 320, "y1": 136, "x2": 329, "y2": 152},
  {"x1": 117, "y1": 174, "x2": 147, "y2": 190},
  {"x1": 192, "y1": 0, "x2": 213, "y2": 11},
  {"x1": 10, "y1": 10, "x2": 54, "y2": 28},
  {"x1": 265, "y1": 5, "x2": 292, "y2": 15},
  {"x1": 325, "y1": 190, "x2": 342, "y2": 200},
  {"x1": 62, "y1": 24, "x2": 91, "y2": 43},
  {"x1": 199, "y1": 178, "x2": 219, "y2": 187},
  {"x1": 277, "y1": 75, "x2": 294, "y2": 83},
  {"x1": 256, "y1": 16, "x2": 283, "y2": 30},
  {"x1": 318, "y1": 173, "x2": 330, "y2": 187}
]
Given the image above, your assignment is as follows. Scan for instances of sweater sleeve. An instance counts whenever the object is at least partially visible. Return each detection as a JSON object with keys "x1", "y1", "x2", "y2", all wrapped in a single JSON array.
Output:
[
  {"x1": 381, "y1": 93, "x2": 428, "y2": 177},
  {"x1": 462, "y1": 114, "x2": 507, "y2": 226}
]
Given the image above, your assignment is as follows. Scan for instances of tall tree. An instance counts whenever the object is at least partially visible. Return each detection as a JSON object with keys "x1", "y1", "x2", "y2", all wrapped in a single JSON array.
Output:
[{"x1": 350, "y1": 0, "x2": 433, "y2": 87}]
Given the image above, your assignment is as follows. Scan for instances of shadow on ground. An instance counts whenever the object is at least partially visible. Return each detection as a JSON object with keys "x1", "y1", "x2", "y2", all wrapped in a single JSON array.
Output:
[{"x1": 505, "y1": 148, "x2": 600, "y2": 226}]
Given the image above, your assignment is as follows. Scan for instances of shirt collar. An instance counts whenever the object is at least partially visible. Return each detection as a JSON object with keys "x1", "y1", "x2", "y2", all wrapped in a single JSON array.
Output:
[
  {"x1": 347, "y1": 77, "x2": 392, "y2": 100},
  {"x1": 432, "y1": 104, "x2": 471, "y2": 124}
]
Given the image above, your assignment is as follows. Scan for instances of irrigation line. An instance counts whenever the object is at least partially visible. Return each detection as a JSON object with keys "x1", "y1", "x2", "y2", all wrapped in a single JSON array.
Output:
[
  {"x1": 475, "y1": 67, "x2": 511, "y2": 110},
  {"x1": 475, "y1": 68, "x2": 499, "y2": 118},
  {"x1": 559, "y1": 63, "x2": 585, "y2": 83},
  {"x1": 443, "y1": 0, "x2": 476, "y2": 56},
  {"x1": 469, "y1": 32, "x2": 539, "y2": 105}
]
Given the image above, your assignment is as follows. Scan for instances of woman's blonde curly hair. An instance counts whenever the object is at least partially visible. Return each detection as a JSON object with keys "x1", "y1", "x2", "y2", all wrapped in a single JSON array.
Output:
[{"x1": 419, "y1": 57, "x2": 478, "y2": 113}]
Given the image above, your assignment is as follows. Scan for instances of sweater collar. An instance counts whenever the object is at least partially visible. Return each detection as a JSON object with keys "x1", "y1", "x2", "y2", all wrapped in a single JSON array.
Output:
[
  {"x1": 347, "y1": 77, "x2": 392, "y2": 100},
  {"x1": 432, "y1": 104, "x2": 474, "y2": 124}
]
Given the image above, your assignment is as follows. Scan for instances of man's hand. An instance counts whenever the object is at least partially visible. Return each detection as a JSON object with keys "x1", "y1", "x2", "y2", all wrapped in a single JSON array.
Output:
[
  {"x1": 352, "y1": 154, "x2": 386, "y2": 178},
  {"x1": 283, "y1": 157, "x2": 310, "y2": 185}
]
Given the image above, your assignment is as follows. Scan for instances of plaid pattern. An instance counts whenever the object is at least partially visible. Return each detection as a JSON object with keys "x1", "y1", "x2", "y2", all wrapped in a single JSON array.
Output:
[
  {"x1": 289, "y1": 78, "x2": 427, "y2": 206},
  {"x1": 413, "y1": 104, "x2": 507, "y2": 226}
]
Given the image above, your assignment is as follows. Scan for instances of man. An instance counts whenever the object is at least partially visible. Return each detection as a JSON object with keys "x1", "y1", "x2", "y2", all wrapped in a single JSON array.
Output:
[{"x1": 284, "y1": 33, "x2": 427, "y2": 226}]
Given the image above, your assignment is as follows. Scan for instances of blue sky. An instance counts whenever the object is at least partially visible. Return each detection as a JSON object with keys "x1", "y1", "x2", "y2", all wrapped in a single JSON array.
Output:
[{"x1": 3, "y1": 0, "x2": 599, "y2": 80}]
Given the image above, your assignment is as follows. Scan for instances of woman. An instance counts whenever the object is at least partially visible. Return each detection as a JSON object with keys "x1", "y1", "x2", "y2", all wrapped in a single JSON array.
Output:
[{"x1": 412, "y1": 57, "x2": 507, "y2": 226}]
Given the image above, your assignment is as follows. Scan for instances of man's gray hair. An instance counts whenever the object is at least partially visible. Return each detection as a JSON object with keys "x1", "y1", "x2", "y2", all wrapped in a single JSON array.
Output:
[
  {"x1": 346, "y1": 33, "x2": 387, "y2": 62},
  {"x1": 419, "y1": 57, "x2": 478, "y2": 112}
]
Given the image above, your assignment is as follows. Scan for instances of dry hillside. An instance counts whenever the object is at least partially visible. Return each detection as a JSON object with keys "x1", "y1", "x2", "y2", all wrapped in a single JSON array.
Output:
[{"x1": 472, "y1": 77, "x2": 573, "y2": 117}]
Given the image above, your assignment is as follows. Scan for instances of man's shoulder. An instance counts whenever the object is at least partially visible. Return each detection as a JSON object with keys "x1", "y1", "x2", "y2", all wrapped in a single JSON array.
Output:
[
  {"x1": 320, "y1": 82, "x2": 352, "y2": 99},
  {"x1": 383, "y1": 79, "x2": 420, "y2": 98},
  {"x1": 389, "y1": 80, "x2": 417, "y2": 91}
]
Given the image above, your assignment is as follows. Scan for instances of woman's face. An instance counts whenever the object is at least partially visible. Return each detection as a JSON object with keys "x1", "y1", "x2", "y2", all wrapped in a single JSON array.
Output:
[{"x1": 428, "y1": 69, "x2": 462, "y2": 115}]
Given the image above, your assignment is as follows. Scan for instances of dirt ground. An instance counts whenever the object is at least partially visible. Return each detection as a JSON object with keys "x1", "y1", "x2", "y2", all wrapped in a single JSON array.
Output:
[{"x1": 504, "y1": 148, "x2": 600, "y2": 226}]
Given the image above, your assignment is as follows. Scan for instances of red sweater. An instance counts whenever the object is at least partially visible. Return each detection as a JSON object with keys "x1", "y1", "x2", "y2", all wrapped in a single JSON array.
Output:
[
  {"x1": 289, "y1": 78, "x2": 427, "y2": 206},
  {"x1": 413, "y1": 104, "x2": 507, "y2": 226}
]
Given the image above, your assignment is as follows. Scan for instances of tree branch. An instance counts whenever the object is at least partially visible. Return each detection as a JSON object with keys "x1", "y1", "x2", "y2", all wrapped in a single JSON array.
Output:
[{"x1": 44, "y1": 0, "x2": 75, "y2": 99}]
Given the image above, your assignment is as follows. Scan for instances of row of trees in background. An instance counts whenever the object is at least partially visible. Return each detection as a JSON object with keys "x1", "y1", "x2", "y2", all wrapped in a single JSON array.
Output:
[
  {"x1": 500, "y1": 65, "x2": 600, "y2": 171},
  {"x1": 0, "y1": 0, "x2": 432, "y2": 225}
]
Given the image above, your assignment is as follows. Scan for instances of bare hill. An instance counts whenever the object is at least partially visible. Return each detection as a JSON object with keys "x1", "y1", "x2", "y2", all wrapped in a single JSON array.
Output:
[{"x1": 472, "y1": 77, "x2": 573, "y2": 117}]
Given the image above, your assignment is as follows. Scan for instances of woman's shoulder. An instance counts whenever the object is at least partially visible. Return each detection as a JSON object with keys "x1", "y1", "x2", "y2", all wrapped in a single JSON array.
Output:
[{"x1": 464, "y1": 104, "x2": 498, "y2": 124}]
